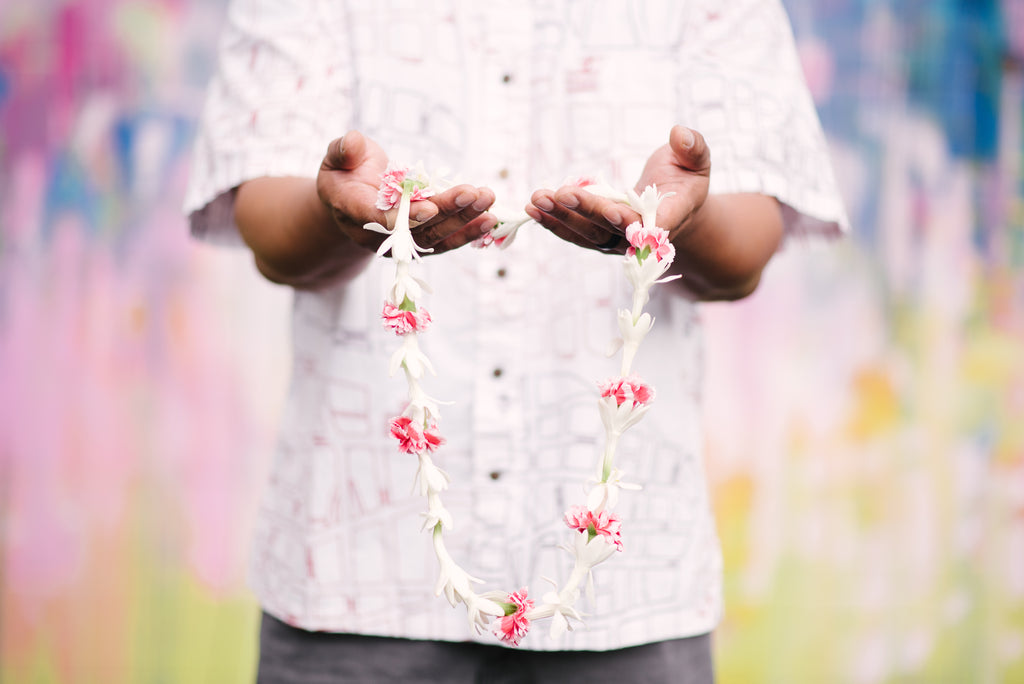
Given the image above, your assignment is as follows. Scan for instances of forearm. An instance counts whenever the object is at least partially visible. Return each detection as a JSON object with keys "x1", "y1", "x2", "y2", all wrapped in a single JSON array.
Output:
[
  {"x1": 235, "y1": 176, "x2": 374, "y2": 289},
  {"x1": 670, "y1": 193, "x2": 784, "y2": 301}
]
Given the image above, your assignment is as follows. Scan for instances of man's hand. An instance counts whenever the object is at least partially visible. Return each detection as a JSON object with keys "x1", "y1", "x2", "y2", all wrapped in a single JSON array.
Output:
[
  {"x1": 318, "y1": 131, "x2": 497, "y2": 255},
  {"x1": 525, "y1": 125, "x2": 709, "y2": 253},
  {"x1": 524, "y1": 125, "x2": 782, "y2": 300},
  {"x1": 236, "y1": 131, "x2": 500, "y2": 290}
]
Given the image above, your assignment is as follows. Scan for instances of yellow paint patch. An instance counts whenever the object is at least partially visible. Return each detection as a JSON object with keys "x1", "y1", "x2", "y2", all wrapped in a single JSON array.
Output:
[{"x1": 845, "y1": 366, "x2": 901, "y2": 439}]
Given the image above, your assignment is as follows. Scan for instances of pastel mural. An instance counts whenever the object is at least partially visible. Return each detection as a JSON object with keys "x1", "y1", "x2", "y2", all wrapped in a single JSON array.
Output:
[{"x1": 1, "y1": 1, "x2": 1021, "y2": 683}]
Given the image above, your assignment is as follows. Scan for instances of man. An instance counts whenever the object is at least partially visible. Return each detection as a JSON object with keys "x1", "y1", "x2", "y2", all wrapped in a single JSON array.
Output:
[{"x1": 186, "y1": 2, "x2": 846, "y2": 681}]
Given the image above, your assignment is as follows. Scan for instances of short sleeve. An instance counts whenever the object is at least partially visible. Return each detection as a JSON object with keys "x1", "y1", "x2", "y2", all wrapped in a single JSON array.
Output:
[
  {"x1": 678, "y1": 0, "x2": 849, "y2": 239},
  {"x1": 183, "y1": 0, "x2": 355, "y2": 245}
]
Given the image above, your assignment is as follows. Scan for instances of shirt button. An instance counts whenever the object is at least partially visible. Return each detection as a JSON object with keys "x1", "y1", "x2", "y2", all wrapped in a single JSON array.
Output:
[
  {"x1": 496, "y1": 268, "x2": 507, "y2": 278},
  {"x1": 498, "y1": 168, "x2": 510, "y2": 179},
  {"x1": 501, "y1": 73, "x2": 513, "y2": 84},
  {"x1": 489, "y1": 470, "x2": 502, "y2": 480},
  {"x1": 492, "y1": 367, "x2": 503, "y2": 378}
]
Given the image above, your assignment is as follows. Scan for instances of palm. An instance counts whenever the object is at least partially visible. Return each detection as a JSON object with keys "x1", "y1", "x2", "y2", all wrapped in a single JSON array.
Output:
[
  {"x1": 633, "y1": 141, "x2": 710, "y2": 240},
  {"x1": 317, "y1": 131, "x2": 496, "y2": 255},
  {"x1": 526, "y1": 126, "x2": 711, "y2": 253}
]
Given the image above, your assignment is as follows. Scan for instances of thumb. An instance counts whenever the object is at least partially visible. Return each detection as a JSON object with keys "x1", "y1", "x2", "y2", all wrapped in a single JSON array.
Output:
[
  {"x1": 323, "y1": 130, "x2": 368, "y2": 172},
  {"x1": 669, "y1": 125, "x2": 710, "y2": 174}
]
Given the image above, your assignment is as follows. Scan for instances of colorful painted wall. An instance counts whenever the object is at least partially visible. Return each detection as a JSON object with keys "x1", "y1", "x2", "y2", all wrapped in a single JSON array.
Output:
[{"x1": 1, "y1": 1, "x2": 1021, "y2": 682}]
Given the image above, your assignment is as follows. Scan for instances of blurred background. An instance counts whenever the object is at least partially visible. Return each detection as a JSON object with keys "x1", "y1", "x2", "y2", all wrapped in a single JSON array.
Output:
[{"x1": 1, "y1": 0, "x2": 1022, "y2": 682}]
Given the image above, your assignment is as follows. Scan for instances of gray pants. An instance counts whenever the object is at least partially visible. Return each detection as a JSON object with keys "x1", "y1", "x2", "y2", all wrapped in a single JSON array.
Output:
[{"x1": 257, "y1": 612, "x2": 715, "y2": 684}]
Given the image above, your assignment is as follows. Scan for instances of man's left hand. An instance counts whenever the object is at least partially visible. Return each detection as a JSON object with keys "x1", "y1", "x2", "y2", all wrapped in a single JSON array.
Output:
[{"x1": 525, "y1": 125, "x2": 710, "y2": 254}]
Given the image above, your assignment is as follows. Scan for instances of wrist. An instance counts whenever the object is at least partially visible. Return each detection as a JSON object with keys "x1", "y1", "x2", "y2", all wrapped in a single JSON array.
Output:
[
  {"x1": 667, "y1": 194, "x2": 783, "y2": 301},
  {"x1": 237, "y1": 176, "x2": 374, "y2": 289}
]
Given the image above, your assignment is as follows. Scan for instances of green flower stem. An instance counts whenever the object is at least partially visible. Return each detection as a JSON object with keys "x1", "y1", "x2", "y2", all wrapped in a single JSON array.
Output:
[{"x1": 600, "y1": 432, "x2": 619, "y2": 482}]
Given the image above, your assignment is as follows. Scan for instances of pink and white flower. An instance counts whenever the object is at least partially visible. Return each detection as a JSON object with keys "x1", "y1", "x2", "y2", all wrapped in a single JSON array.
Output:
[
  {"x1": 423, "y1": 420, "x2": 444, "y2": 452},
  {"x1": 390, "y1": 416, "x2": 444, "y2": 454},
  {"x1": 390, "y1": 415, "x2": 426, "y2": 454},
  {"x1": 375, "y1": 163, "x2": 435, "y2": 211},
  {"x1": 624, "y1": 221, "x2": 675, "y2": 263},
  {"x1": 382, "y1": 301, "x2": 432, "y2": 335},
  {"x1": 598, "y1": 375, "x2": 654, "y2": 408},
  {"x1": 563, "y1": 505, "x2": 623, "y2": 551},
  {"x1": 492, "y1": 588, "x2": 535, "y2": 646}
]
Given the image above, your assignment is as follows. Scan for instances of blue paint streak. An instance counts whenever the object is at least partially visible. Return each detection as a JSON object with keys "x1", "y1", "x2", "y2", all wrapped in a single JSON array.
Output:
[
  {"x1": 0, "y1": 66, "x2": 9, "y2": 107},
  {"x1": 41, "y1": 152, "x2": 102, "y2": 240},
  {"x1": 904, "y1": 0, "x2": 1004, "y2": 160}
]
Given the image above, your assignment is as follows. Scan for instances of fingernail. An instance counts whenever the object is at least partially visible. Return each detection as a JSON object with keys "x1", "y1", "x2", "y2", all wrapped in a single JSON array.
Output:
[
  {"x1": 525, "y1": 205, "x2": 543, "y2": 221},
  {"x1": 679, "y1": 126, "x2": 695, "y2": 148},
  {"x1": 455, "y1": 192, "x2": 474, "y2": 208},
  {"x1": 603, "y1": 208, "x2": 622, "y2": 226},
  {"x1": 412, "y1": 207, "x2": 432, "y2": 222},
  {"x1": 535, "y1": 197, "x2": 554, "y2": 211},
  {"x1": 472, "y1": 197, "x2": 491, "y2": 212},
  {"x1": 558, "y1": 194, "x2": 579, "y2": 208}
]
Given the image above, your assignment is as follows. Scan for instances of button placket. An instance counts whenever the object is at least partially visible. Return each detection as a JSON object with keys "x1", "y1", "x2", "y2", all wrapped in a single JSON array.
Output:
[{"x1": 466, "y1": 2, "x2": 533, "y2": 581}]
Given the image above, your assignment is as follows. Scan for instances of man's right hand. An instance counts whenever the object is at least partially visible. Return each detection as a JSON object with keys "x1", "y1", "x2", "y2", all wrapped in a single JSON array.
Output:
[{"x1": 317, "y1": 131, "x2": 497, "y2": 255}]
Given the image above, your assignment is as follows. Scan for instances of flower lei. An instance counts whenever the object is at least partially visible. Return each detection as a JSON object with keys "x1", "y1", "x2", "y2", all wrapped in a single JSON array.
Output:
[{"x1": 365, "y1": 165, "x2": 679, "y2": 646}]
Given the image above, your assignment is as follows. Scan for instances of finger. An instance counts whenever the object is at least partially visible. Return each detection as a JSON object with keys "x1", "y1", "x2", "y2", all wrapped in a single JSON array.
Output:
[
  {"x1": 327, "y1": 181, "x2": 388, "y2": 229},
  {"x1": 531, "y1": 188, "x2": 623, "y2": 249},
  {"x1": 669, "y1": 125, "x2": 711, "y2": 174},
  {"x1": 413, "y1": 185, "x2": 495, "y2": 248},
  {"x1": 525, "y1": 203, "x2": 613, "y2": 253},
  {"x1": 432, "y1": 213, "x2": 497, "y2": 253},
  {"x1": 429, "y1": 184, "x2": 495, "y2": 218},
  {"x1": 553, "y1": 186, "x2": 638, "y2": 231},
  {"x1": 322, "y1": 130, "x2": 368, "y2": 172}
]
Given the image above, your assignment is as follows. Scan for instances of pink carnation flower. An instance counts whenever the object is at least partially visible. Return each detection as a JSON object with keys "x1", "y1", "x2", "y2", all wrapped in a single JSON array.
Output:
[
  {"x1": 390, "y1": 416, "x2": 444, "y2": 454},
  {"x1": 389, "y1": 417, "x2": 442, "y2": 454},
  {"x1": 390, "y1": 416, "x2": 426, "y2": 453},
  {"x1": 598, "y1": 376, "x2": 654, "y2": 408},
  {"x1": 624, "y1": 221, "x2": 675, "y2": 262},
  {"x1": 472, "y1": 231, "x2": 511, "y2": 250},
  {"x1": 492, "y1": 588, "x2": 534, "y2": 647},
  {"x1": 381, "y1": 301, "x2": 432, "y2": 335},
  {"x1": 423, "y1": 421, "x2": 445, "y2": 452},
  {"x1": 563, "y1": 504, "x2": 591, "y2": 532},
  {"x1": 563, "y1": 505, "x2": 623, "y2": 551},
  {"x1": 375, "y1": 165, "x2": 435, "y2": 210}
]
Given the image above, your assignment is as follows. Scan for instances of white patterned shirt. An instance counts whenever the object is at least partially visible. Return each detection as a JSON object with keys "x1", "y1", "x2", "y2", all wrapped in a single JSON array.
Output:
[{"x1": 185, "y1": 0, "x2": 847, "y2": 650}]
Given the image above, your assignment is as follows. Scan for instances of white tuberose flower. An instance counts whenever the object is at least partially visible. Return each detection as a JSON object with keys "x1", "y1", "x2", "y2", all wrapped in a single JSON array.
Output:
[
  {"x1": 420, "y1": 491, "x2": 454, "y2": 531},
  {"x1": 597, "y1": 394, "x2": 651, "y2": 435},
  {"x1": 389, "y1": 261, "x2": 432, "y2": 305},
  {"x1": 389, "y1": 334, "x2": 435, "y2": 379},
  {"x1": 586, "y1": 468, "x2": 642, "y2": 512},
  {"x1": 622, "y1": 250, "x2": 680, "y2": 307},
  {"x1": 626, "y1": 184, "x2": 674, "y2": 229},
  {"x1": 430, "y1": 527, "x2": 504, "y2": 633},
  {"x1": 413, "y1": 453, "x2": 450, "y2": 497},
  {"x1": 488, "y1": 204, "x2": 533, "y2": 249}
]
